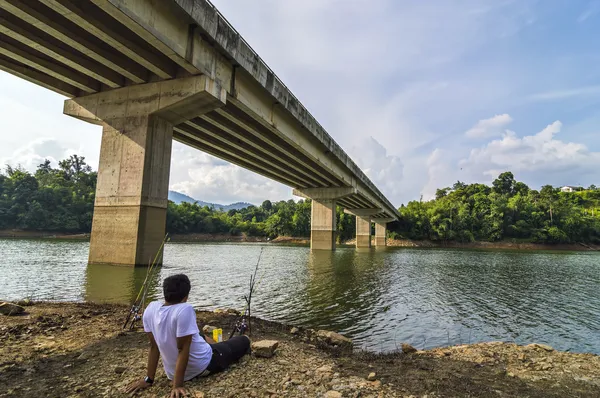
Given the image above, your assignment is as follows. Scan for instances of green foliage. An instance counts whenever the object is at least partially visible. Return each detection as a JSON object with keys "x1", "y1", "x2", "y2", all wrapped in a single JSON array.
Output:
[
  {"x1": 391, "y1": 173, "x2": 600, "y2": 244},
  {"x1": 5, "y1": 157, "x2": 597, "y2": 245},
  {"x1": 0, "y1": 156, "x2": 96, "y2": 232},
  {"x1": 167, "y1": 197, "x2": 321, "y2": 239},
  {"x1": 0, "y1": 155, "x2": 345, "y2": 240}
]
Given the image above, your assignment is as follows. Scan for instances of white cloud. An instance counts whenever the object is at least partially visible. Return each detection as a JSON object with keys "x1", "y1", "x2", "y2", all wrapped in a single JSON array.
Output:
[
  {"x1": 168, "y1": 142, "x2": 291, "y2": 205},
  {"x1": 465, "y1": 114, "x2": 513, "y2": 138},
  {"x1": 421, "y1": 149, "x2": 455, "y2": 201},
  {"x1": 527, "y1": 85, "x2": 600, "y2": 101},
  {"x1": 578, "y1": 1, "x2": 600, "y2": 22},
  {"x1": 349, "y1": 137, "x2": 403, "y2": 200},
  {"x1": 1, "y1": 138, "x2": 76, "y2": 172},
  {"x1": 460, "y1": 120, "x2": 600, "y2": 185}
]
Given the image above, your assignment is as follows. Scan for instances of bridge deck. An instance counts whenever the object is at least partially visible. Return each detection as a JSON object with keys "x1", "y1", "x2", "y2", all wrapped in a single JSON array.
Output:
[{"x1": 0, "y1": 0, "x2": 399, "y2": 220}]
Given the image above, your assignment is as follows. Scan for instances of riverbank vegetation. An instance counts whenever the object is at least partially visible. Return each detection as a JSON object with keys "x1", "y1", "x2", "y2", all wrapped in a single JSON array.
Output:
[
  {"x1": 391, "y1": 172, "x2": 600, "y2": 244},
  {"x1": 0, "y1": 155, "x2": 356, "y2": 241},
  {"x1": 1, "y1": 156, "x2": 598, "y2": 245}
]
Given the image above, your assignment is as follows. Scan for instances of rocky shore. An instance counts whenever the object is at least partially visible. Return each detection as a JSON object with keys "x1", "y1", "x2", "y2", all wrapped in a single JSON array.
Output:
[
  {"x1": 344, "y1": 238, "x2": 600, "y2": 251},
  {"x1": 1, "y1": 302, "x2": 599, "y2": 397}
]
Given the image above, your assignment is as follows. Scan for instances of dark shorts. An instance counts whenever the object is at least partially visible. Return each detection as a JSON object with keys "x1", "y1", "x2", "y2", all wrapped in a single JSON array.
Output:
[{"x1": 206, "y1": 335, "x2": 251, "y2": 373}]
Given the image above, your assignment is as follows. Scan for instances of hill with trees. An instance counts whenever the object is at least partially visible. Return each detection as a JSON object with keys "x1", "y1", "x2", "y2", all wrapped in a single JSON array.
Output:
[
  {"x1": 167, "y1": 190, "x2": 252, "y2": 211},
  {"x1": 390, "y1": 172, "x2": 600, "y2": 244},
  {"x1": 0, "y1": 156, "x2": 598, "y2": 245}
]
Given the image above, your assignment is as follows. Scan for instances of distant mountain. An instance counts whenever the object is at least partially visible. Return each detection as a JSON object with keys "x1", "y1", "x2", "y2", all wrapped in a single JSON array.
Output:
[{"x1": 168, "y1": 190, "x2": 253, "y2": 211}]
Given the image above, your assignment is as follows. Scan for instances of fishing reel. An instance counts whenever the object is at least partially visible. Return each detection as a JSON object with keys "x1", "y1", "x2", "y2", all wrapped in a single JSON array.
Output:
[{"x1": 229, "y1": 314, "x2": 249, "y2": 339}]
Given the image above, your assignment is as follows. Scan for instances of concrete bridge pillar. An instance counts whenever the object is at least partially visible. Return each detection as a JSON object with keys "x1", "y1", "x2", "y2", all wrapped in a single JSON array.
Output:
[
  {"x1": 375, "y1": 222, "x2": 386, "y2": 247},
  {"x1": 373, "y1": 218, "x2": 394, "y2": 247},
  {"x1": 356, "y1": 216, "x2": 372, "y2": 248},
  {"x1": 293, "y1": 187, "x2": 357, "y2": 251},
  {"x1": 65, "y1": 75, "x2": 226, "y2": 266},
  {"x1": 310, "y1": 199, "x2": 337, "y2": 251},
  {"x1": 345, "y1": 208, "x2": 383, "y2": 249}
]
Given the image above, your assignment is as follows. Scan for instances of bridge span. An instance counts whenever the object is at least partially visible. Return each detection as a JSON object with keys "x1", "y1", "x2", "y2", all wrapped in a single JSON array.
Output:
[{"x1": 0, "y1": 0, "x2": 399, "y2": 265}]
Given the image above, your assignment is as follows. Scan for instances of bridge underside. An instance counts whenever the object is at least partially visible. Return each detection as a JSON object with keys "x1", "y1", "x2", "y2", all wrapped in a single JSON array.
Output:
[
  {"x1": 0, "y1": 0, "x2": 399, "y2": 264},
  {"x1": 173, "y1": 101, "x2": 389, "y2": 219}
]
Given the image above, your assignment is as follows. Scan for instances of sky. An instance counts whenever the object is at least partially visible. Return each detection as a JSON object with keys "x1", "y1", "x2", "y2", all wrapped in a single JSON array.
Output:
[{"x1": 1, "y1": 0, "x2": 600, "y2": 206}]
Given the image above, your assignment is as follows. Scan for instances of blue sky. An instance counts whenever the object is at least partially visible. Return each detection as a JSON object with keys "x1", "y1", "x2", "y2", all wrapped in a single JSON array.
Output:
[{"x1": 1, "y1": 0, "x2": 599, "y2": 205}]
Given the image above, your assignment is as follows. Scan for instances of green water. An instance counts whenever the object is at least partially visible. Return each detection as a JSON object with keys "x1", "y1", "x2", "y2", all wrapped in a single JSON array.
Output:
[{"x1": 1, "y1": 239, "x2": 599, "y2": 354}]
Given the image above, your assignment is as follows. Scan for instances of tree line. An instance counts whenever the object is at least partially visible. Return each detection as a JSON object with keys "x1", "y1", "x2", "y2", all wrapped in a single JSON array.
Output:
[
  {"x1": 1, "y1": 156, "x2": 598, "y2": 244},
  {"x1": 0, "y1": 155, "x2": 356, "y2": 241},
  {"x1": 390, "y1": 172, "x2": 600, "y2": 244}
]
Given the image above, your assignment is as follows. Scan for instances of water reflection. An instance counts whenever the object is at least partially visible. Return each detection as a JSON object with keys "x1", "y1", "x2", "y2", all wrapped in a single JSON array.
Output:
[{"x1": 84, "y1": 263, "x2": 155, "y2": 304}]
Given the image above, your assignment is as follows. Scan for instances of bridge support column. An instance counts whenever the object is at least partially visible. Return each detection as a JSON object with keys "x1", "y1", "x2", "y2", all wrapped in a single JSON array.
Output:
[
  {"x1": 344, "y1": 208, "x2": 383, "y2": 249},
  {"x1": 375, "y1": 223, "x2": 386, "y2": 247},
  {"x1": 373, "y1": 218, "x2": 394, "y2": 248},
  {"x1": 64, "y1": 75, "x2": 226, "y2": 265},
  {"x1": 293, "y1": 187, "x2": 357, "y2": 251},
  {"x1": 311, "y1": 199, "x2": 337, "y2": 251},
  {"x1": 356, "y1": 216, "x2": 372, "y2": 248}
]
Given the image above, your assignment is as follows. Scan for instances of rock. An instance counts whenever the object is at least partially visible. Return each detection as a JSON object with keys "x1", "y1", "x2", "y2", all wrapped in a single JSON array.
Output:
[
  {"x1": 316, "y1": 330, "x2": 353, "y2": 349},
  {"x1": 202, "y1": 325, "x2": 217, "y2": 334},
  {"x1": 226, "y1": 308, "x2": 241, "y2": 315},
  {"x1": 16, "y1": 299, "x2": 33, "y2": 307},
  {"x1": 324, "y1": 391, "x2": 342, "y2": 398},
  {"x1": 0, "y1": 302, "x2": 24, "y2": 316},
  {"x1": 526, "y1": 343, "x2": 554, "y2": 352},
  {"x1": 113, "y1": 366, "x2": 127, "y2": 374},
  {"x1": 193, "y1": 392, "x2": 205, "y2": 398},
  {"x1": 290, "y1": 327, "x2": 300, "y2": 335},
  {"x1": 317, "y1": 365, "x2": 334, "y2": 373},
  {"x1": 252, "y1": 340, "x2": 279, "y2": 358},
  {"x1": 401, "y1": 343, "x2": 417, "y2": 354},
  {"x1": 367, "y1": 372, "x2": 377, "y2": 381}
]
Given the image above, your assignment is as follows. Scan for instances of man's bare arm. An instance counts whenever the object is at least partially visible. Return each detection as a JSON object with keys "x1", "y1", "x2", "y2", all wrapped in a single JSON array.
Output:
[
  {"x1": 173, "y1": 334, "x2": 193, "y2": 388},
  {"x1": 203, "y1": 334, "x2": 216, "y2": 344},
  {"x1": 147, "y1": 332, "x2": 160, "y2": 380}
]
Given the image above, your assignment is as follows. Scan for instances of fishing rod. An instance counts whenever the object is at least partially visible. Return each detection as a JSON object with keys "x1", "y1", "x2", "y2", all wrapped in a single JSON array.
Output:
[
  {"x1": 229, "y1": 247, "x2": 263, "y2": 339},
  {"x1": 123, "y1": 234, "x2": 169, "y2": 330}
]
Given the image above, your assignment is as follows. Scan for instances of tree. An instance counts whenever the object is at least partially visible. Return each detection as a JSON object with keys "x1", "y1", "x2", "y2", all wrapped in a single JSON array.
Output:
[
  {"x1": 435, "y1": 188, "x2": 450, "y2": 200},
  {"x1": 261, "y1": 200, "x2": 273, "y2": 213},
  {"x1": 492, "y1": 172, "x2": 516, "y2": 196}
]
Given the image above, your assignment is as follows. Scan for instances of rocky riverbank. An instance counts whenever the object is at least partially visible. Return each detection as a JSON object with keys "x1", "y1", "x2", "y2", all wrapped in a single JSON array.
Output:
[
  {"x1": 1, "y1": 302, "x2": 599, "y2": 397},
  {"x1": 343, "y1": 237, "x2": 600, "y2": 251}
]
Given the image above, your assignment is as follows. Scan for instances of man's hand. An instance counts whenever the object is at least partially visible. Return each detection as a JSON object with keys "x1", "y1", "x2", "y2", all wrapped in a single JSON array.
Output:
[
  {"x1": 124, "y1": 378, "x2": 151, "y2": 395},
  {"x1": 170, "y1": 386, "x2": 189, "y2": 398}
]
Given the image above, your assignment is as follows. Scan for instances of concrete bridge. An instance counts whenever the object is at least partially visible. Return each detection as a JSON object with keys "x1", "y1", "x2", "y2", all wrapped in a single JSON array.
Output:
[{"x1": 0, "y1": 0, "x2": 399, "y2": 265}]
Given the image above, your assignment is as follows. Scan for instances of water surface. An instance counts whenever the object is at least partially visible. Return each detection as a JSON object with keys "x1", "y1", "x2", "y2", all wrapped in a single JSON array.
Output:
[{"x1": 1, "y1": 239, "x2": 599, "y2": 354}]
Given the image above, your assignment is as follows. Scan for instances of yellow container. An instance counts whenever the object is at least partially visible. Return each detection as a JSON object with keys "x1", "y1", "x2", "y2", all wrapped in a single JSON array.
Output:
[{"x1": 212, "y1": 328, "x2": 223, "y2": 343}]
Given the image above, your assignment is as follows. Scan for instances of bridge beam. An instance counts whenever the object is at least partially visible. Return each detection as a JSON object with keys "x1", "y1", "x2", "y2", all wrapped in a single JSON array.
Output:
[
  {"x1": 64, "y1": 74, "x2": 226, "y2": 266},
  {"x1": 294, "y1": 187, "x2": 357, "y2": 251},
  {"x1": 373, "y1": 218, "x2": 395, "y2": 247}
]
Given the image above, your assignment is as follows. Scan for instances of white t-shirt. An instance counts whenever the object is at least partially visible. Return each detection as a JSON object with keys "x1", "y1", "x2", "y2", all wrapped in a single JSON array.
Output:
[{"x1": 143, "y1": 301, "x2": 213, "y2": 381}]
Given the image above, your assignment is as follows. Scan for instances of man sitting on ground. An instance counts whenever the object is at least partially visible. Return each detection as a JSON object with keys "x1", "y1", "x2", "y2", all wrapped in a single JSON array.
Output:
[{"x1": 125, "y1": 274, "x2": 250, "y2": 397}]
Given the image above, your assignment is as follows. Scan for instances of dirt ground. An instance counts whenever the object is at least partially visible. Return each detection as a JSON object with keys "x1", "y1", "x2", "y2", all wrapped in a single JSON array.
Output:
[{"x1": 1, "y1": 302, "x2": 599, "y2": 398}]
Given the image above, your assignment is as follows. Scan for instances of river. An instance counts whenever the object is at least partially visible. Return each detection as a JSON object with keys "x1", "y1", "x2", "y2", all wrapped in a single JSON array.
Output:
[{"x1": 1, "y1": 239, "x2": 599, "y2": 354}]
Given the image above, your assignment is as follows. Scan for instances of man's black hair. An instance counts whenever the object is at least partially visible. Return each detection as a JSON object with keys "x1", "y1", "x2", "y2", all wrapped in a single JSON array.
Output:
[{"x1": 163, "y1": 274, "x2": 191, "y2": 303}]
